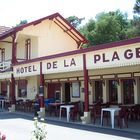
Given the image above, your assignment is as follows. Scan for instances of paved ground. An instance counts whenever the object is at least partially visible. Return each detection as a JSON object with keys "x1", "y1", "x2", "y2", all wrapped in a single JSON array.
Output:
[{"x1": 0, "y1": 111, "x2": 139, "y2": 140}]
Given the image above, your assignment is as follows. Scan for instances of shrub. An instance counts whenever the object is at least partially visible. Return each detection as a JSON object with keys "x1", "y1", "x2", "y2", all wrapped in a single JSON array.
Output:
[{"x1": 31, "y1": 119, "x2": 47, "y2": 140}]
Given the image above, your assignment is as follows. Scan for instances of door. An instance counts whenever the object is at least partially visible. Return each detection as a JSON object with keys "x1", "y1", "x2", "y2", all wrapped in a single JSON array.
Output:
[
  {"x1": 47, "y1": 83, "x2": 61, "y2": 99},
  {"x1": 95, "y1": 81, "x2": 103, "y2": 102},
  {"x1": 65, "y1": 83, "x2": 70, "y2": 103},
  {"x1": 109, "y1": 80, "x2": 118, "y2": 103},
  {"x1": 123, "y1": 79, "x2": 134, "y2": 104}
]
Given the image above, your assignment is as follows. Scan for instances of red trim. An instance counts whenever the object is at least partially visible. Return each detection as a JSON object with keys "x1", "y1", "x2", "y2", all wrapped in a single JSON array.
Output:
[
  {"x1": 12, "y1": 34, "x2": 17, "y2": 64},
  {"x1": 11, "y1": 74, "x2": 16, "y2": 105},
  {"x1": 90, "y1": 37, "x2": 140, "y2": 50},
  {"x1": 40, "y1": 62, "x2": 44, "y2": 86},
  {"x1": 83, "y1": 54, "x2": 89, "y2": 112},
  {"x1": 25, "y1": 39, "x2": 31, "y2": 60},
  {"x1": 58, "y1": 14, "x2": 88, "y2": 43},
  {"x1": 13, "y1": 36, "x2": 140, "y2": 66},
  {"x1": 40, "y1": 62, "x2": 45, "y2": 108},
  {"x1": 54, "y1": 21, "x2": 78, "y2": 43},
  {"x1": 55, "y1": 18, "x2": 83, "y2": 43}
]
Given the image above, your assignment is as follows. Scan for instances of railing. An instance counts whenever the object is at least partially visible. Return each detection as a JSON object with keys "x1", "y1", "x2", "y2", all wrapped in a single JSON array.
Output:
[
  {"x1": 0, "y1": 60, "x2": 11, "y2": 72},
  {"x1": 0, "y1": 58, "x2": 30, "y2": 72},
  {"x1": 16, "y1": 58, "x2": 27, "y2": 62}
]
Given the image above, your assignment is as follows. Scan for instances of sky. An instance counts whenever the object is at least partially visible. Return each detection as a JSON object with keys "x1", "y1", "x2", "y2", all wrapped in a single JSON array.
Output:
[{"x1": 0, "y1": 0, "x2": 136, "y2": 27}]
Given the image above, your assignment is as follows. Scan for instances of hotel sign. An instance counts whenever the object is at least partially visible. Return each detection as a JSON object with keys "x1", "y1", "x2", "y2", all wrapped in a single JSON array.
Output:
[
  {"x1": 13, "y1": 45, "x2": 140, "y2": 77},
  {"x1": 14, "y1": 62, "x2": 40, "y2": 77},
  {"x1": 42, "y1": 55, "x2": 83, "y2": 74},
  {"x1": 86, "y1": 45, "x2": 140, "y2": 69}
]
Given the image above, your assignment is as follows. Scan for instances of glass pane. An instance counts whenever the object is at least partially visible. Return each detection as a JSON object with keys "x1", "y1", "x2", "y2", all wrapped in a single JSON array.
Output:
[
  {"x1": 109, "y1": 80, "x2": 118, "y2": 103},
  {"x1": 123, "y1": 79, "x2": 134, "y2": 104},
  {"x1": 95, "y1": 81, "x2": 103, "y2": 102}
]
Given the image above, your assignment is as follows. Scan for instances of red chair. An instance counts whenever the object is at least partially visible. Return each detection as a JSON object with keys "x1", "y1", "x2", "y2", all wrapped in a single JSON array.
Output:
[
  {"x1": 92, "y1": 104, "x2": 101, "y2": 124},
  {"x1": 131, "y1": 105, "x2": 140, "y2": 121},
  {"x1": 70, "y1": 102, "x2": 80, "y2": 121},
  {"x1": 26, "y1": 100, "x2": 34, "y2": 112},
  {"x1": 91, "y1": 103, "x2": 109, "y2": 125},
  {"x1": 116, "y1": 107, "x2": 129, "y2": 128}
]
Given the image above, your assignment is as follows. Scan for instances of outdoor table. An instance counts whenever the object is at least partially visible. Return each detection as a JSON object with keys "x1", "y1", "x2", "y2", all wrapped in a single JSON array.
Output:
[
  {"x1": 101, "y1": 107, "x2": 121, "y2": 129},
  {"x1": 48, "y1": 103, "x2": 62, "y2": 116},
  {"x1": 59, "y1": 105, "x2": 74, "y2": 122}
]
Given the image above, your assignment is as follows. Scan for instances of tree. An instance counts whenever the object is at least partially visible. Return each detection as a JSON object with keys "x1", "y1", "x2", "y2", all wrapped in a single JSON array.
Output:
[
  {"x1": 16, "y1": 20, "x2": 28, "y2": 26},
  {"x1": 79, "y1": 10, "x2": 130, "y2": 47},
  {"x1": 133, "y1": 0, "x2": 140, "y2": 15},
  {"x1": 66, "y1": 16, "x2": 85, "y2": 28},
  {"x1": 127, "y1": 16, "x2": 140, "y2": 37},
  {"x1": 94, "y1": 10, "x2": 128, "y2": 44},
  {"x1": 79, "y1": 19, "x2": 95, "y2": 47}
]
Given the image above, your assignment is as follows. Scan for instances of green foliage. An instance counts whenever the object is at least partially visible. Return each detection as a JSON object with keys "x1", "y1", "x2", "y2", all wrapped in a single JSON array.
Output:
[
  {"x1": 16, "y1": 20, "x2": 28, "y2": 26},
  {"x1": 31, "y1": 119, "x2": 47, "y2": 140},
  {"x1": 66, "y1": 16, "x2": 85, "y2": 28},
  {"x1": 79, "y1": 19, "x2": 95, "y2": 47},
  {"x1": 94, "y1": 10, "x2": 128, "y2": 44},
  {"x1": 128, "y1": 16, "x2": 140, "y2": 37},
  {"x1": 133, "y1": 0, "x2": 140, "y2": 15},
  {"x1": 79, "y1": 10, "x2": 133, "y2": 47}
]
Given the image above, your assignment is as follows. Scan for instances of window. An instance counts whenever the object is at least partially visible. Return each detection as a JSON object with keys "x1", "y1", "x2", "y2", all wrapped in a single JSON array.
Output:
[
  {"x1": 109, "y1": 80, "x2": 118, "y2": 103},
  {"x1": 18, "y1": 80, "x2": 27, "y2": 97},
  {"x1": 123, "y1": 79, "x2": 134, "y2": 104},
  {"x1": 25, "y1": 39, "x2": 31, "y2": 60},
  {"x1": 72, "y1": 82, "x2": 80, "y2": 98},
  {"x1": 0, "y1": 48, "x2": 5, "y2": 62},
  {"x1": 1, "y1": 48, "x2": 5, "y2": 62}
]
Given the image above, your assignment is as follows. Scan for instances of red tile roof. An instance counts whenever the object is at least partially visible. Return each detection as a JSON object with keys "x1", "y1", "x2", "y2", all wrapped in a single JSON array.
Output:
[{"x1": 0, "y1": 26, "x2": 11, "y2": 36}]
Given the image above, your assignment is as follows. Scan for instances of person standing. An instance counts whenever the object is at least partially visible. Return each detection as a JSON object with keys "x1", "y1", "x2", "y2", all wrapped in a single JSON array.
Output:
[{"x1": 34, "y1": 94, "x2": 40, "y2": 118}]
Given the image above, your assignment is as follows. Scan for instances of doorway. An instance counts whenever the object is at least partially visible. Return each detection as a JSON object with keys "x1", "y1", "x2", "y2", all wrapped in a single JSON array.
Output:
[
  {"x1": 95, "y1": 81, "x2": 103, "y2": 102},
  {"x1": 109, "y1": 80, "x2": 118, "y2": 103},
  {"x1": 123, "y1": 79, "x2": 134, "y2": 104},
  {"x1": 47, "y1": 83, "x2": 61, "y2": 99},
  {"x1": 65, "y1": 83, "x2": 70, "y2": 103}
]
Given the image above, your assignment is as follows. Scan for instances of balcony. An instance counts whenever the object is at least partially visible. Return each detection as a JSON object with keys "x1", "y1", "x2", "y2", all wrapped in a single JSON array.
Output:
[{"x1": 0, "y1": 60, "x2": 11, "y2": 72}]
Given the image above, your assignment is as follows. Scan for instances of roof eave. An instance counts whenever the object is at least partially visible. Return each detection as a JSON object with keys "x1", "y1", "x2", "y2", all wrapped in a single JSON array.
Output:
[{"x1": 0, "y1": 12, "x2": 88, "y2": 44}]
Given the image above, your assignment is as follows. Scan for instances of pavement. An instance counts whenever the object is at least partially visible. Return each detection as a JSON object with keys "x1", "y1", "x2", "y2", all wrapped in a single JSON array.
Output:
[{"x1": 0, "y1": 110, "x2": 140, "y2": 140}]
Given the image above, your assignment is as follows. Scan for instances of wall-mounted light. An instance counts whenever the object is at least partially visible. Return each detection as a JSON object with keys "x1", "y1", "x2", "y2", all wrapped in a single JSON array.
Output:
[
  {"x1": 116, "y1": 79, "x2": 120, "y2": 86},
  {"x1": 33, "y1": 86, "x2": 36, "y2": 92},
  {"x1": 133, "y1": 79, "x2": 136, "y2": 85},
  {"x1": 70, "y1": 82, "x2": 72, "y2": 87},
  {"x1": 89, "y1": 81, "x2": 92, "y2": 86},
  {"x1": 102, "y1": 80, "x2": 105, "y2": 86}
]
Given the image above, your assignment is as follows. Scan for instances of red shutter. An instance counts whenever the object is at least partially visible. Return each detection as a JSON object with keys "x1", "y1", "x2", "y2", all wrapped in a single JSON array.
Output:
[
  {"x1": 18, "y1": 80, "x2": 27, "y2": 88},
  {"x1": 1, "y1": 81, "x2": 7, "y2": 91}
]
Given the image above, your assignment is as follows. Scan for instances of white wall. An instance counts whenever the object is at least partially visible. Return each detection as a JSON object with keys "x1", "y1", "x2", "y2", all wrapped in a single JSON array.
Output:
[
  {"x1": 17, "y1": 20, "x2": 77, "y2": 59},
  {"x1": 0, "y1": 42, "x2": 12, "y2": 61},
  {"x1": 26, "y1": 76, "x2": 38, "y2": 99},
  {"x1": 16, "y1": 36, "x2": 38, "y2": 60}
]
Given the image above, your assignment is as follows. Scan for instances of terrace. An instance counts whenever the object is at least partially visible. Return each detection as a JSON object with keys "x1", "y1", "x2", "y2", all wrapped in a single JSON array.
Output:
[{"x1": 0, "y1": 99, "x2": 140, "y2": 135}]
